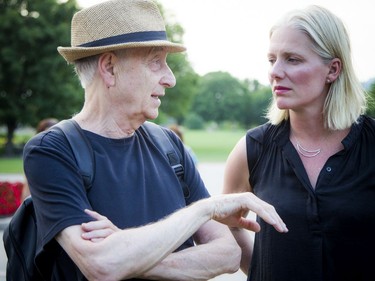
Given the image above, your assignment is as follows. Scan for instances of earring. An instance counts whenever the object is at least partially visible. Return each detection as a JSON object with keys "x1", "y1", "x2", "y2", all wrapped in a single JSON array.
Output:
[{"x1": 326, "y1": 79, "x2": 331, "y2": 83}]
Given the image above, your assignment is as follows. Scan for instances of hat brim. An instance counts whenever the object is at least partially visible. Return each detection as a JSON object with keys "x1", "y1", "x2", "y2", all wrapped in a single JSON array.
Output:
[{"x1": 58, "y1": 41, "x2": 186, "y2": 63}]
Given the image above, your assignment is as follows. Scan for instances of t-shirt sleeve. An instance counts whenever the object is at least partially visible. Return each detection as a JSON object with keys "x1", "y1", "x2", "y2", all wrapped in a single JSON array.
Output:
[{"x1": 23, "y1": 130, "x2": 94, "y2": 250}]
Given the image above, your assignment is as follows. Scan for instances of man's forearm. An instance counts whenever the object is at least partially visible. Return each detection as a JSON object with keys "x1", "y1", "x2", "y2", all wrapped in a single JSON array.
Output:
[
  {"x1": 58, "y1": 199, "x2": 215, "y2": 281},
  {"x1": 140, "y1": 235, "x2": 241, "y2": 280}
]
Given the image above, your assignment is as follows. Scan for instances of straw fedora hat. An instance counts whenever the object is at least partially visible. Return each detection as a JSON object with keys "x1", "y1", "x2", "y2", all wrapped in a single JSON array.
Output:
[{"x1": 58, "y1": 0, "x2": 186, "y2": 63}]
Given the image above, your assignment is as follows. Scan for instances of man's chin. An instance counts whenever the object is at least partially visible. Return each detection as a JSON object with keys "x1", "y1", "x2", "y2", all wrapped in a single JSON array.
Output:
[{"x1": 146, "y1": 110, "x2": 159, "y2": 121}]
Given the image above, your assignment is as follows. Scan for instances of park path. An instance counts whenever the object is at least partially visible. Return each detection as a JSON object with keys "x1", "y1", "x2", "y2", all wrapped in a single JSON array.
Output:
[{"x1": 0, "y1": 163, "x2": 248, "y2": 281}]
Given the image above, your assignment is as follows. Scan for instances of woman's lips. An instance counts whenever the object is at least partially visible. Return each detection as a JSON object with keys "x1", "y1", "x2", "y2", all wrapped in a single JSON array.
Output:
[{"x1": 273, "y1": 86, "x2": 291, "y2": 95}]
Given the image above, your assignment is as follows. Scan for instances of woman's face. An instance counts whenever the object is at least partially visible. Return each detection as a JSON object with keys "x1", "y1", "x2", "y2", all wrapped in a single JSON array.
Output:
[{"x1": 267, "y1": 26, "x2": 331, "y2": 114}]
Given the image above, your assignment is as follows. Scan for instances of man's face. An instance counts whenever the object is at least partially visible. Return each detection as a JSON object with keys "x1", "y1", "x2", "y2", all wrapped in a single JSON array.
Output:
[{"x1": 111, "y1": 47, "x2": 176, "y2": 122}]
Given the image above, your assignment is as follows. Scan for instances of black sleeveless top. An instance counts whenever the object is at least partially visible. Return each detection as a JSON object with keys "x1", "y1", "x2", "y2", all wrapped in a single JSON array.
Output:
[{"x1": 246, "y1": 115, "x2": 375, "y2": 281}]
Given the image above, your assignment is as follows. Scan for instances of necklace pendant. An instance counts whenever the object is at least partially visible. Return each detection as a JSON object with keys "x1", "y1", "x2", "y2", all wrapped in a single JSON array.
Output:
[{"x1": 296, "y1": 142, "x2": 321, "y2": 158}]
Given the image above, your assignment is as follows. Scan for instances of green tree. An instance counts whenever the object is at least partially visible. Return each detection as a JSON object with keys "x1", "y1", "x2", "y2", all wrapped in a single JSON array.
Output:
[
  {"x1": 191, "y1": 72, "x2": 250, "y2": 124},
  {"x1": 158, "y1": 2, "x2": 200, "y2": 124},
  {"x1": 0, "y1": 0, "x2": 82, "y2": 155},
  {"x1": 190, "y1": 72, "x2": 272, "y2": 128},
  {"x1": 238, "y1": 81, "x2": 272, "y2": 128},
  {"x1": 162, "y1": 52, "x2": 200, "y2": 123},
  {"x1": 367, "y1": 82, "x2": 375, "y2": 118}
]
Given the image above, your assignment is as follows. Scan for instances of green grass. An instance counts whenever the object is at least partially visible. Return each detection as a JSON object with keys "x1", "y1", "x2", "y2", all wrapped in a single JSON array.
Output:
[
  {"x1": 185, "y1": 129, "x2": 246, "y2": 162},
  {"x1": 0, "y1": 157, "x2": 24, "y2": 174},
  {"x1": 0, "y1": 129, "x2": 247, "y2": 174}
]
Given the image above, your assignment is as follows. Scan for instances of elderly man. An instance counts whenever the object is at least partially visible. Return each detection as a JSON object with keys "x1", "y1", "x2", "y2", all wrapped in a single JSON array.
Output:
[{"x1": 23, "y1": 0, "x2": 287, "y2": 280}]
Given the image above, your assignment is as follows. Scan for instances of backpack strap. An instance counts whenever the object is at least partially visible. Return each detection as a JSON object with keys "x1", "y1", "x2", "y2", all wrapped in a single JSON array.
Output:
[
  {"x1": 140, "y1": 121, "x2": 190, "y2": 198},
  {"x1": 52, "y1": 119, "x2": 94, "y2": 190}
]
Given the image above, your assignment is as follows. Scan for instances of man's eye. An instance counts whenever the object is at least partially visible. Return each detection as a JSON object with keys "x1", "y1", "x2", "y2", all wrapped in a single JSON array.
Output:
[{"x1": 149, "y1": 59, "x2": 162, "y2": 70}]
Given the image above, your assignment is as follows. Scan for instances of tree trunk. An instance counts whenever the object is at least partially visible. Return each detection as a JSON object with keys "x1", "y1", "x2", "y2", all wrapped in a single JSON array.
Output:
[{"x1": 4, "y1": 120, "x2": 17, "y2": 156}]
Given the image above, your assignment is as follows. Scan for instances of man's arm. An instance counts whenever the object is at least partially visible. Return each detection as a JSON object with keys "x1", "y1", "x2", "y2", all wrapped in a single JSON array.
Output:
[
  {"x1": 81, "y1": 209, "x2": 240, "y2": 280},
  {"x1": 81, "y1": 209, "x2": 239, "y2": 280},
  {"x1": 140, "y1": 220, "x2": 241, "y2": 280},
  {"x1": 57, "y1": 193, "x2": 287, "y2": 281}
]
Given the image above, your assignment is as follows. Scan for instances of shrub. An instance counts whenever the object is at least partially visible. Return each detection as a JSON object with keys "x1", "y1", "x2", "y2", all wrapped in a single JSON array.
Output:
[
  {"x1": 0, "y1": 181, "x2": 24, "y2": 216},
  {"x1": 184, "y1": 114, "x2": 204, "y2": 129}
]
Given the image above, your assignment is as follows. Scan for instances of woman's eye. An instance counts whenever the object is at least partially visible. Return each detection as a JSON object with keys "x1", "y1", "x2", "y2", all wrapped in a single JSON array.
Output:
[{"x1": 287, "y1": 57, "x2": 300, "y2": 63}]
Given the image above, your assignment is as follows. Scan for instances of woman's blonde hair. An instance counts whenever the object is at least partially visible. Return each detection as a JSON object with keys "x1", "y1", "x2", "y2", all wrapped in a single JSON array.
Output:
[{"x1": 266, "y1": 5, "x2": 366, "y2": 130}]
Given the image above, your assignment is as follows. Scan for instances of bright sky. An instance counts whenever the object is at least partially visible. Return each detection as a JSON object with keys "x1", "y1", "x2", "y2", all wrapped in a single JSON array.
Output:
[{"x1": 78, "y1": 0, "x2": 374, "y2": 85}]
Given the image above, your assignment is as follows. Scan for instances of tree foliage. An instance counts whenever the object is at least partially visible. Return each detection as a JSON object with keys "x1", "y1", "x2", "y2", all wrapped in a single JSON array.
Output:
[
  {"x1": 238, "y1": 79, "x2": 272, "y2": 127},
  {"x1": 0, "y1": 0, "x2": 82, "y2": 155},
  {"x1": 191, "y1": 72, "x2": 271, "y2": 128},
  {"x1": 162, "y1": 52, "x2": 199, "y2": 123},
  {"x1": 158, "y1": 3, "x2": 200, "y2": 123},
  {"x1": 367, "y1": 81, "x2": 375, "y2": 118}
]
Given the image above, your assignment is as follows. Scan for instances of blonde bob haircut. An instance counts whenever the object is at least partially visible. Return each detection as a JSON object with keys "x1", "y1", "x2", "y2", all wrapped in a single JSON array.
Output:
[{"x1": 266, "y1": 5, "x2": 367, "y2": 130}]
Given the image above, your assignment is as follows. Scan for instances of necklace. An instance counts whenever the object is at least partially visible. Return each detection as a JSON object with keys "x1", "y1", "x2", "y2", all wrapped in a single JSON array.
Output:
[{"x1": 296, "y1": 141, "x2": 321, "y2": 158}]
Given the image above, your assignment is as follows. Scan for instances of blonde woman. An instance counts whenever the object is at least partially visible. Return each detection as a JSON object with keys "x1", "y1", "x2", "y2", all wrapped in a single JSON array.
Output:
[{"x1": 224, "y1": 5, "x2": 375, "y2": 281}]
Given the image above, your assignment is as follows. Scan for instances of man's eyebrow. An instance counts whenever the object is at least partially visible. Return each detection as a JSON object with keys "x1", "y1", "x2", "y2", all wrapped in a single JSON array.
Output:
[{"x1": 148, "y1": 46, "x2": 164, "y2": 54}]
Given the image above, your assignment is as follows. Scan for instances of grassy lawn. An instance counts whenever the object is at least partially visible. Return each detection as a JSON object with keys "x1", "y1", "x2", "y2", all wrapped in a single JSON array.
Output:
[
  {"x1": 0, "y1": 157, "x2": 24, "y2": 174},
  {"x1": 0, "y1": 129, "x2": 247, "y2": 174},
  {"x1": 185, "y1": 129, "x2": 246, "y2": 162}
]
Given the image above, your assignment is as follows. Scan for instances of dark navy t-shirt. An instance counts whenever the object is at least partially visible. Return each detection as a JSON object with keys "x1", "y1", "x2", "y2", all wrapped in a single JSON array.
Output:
[
  {"x1": 246, "y1": 115, "x2": 375, "y2": 281},
  {"x1": 23, "y1": 123, "x2": 209, "y2": 281}
]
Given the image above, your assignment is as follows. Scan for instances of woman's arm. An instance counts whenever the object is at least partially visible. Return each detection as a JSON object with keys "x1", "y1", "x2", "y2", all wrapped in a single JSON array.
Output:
[{"x1": 222, "y1": 136, "x2": 284, "y2": 274}]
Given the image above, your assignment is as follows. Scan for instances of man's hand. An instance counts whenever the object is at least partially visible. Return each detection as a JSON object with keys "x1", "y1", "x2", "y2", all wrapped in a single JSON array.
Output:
[
  {"x1": 209, "y1": 192, "x2": 288, "y2": 233},
  {"x1": 81, "y1": 209, "x2": 120, "y2": 242}
]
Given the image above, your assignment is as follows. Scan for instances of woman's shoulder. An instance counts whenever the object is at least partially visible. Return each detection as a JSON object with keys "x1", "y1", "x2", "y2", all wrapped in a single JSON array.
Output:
[
  {"x1": 363, "y1": 114, "x2": 375, "y2": 125},
  {"x1": 246, "y1": 121, "x2": 286, "y2": 143},
  {"x1": 247, "y1": 123, "x2": 272, "y2": 139},
  {"x1": 361, "y1": 115, "x2": 375, "y2": 136}
]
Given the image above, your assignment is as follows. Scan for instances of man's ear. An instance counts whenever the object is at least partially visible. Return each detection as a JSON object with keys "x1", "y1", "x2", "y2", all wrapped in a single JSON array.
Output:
[
  {"x1": 98, "y1": 53, "x2": 116, "y2": 88},
  {"x1": 327, "y1": 58, "x2": 341, "y2": 83}
]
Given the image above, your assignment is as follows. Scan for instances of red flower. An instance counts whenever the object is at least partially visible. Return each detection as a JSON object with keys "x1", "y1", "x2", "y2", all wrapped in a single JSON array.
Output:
[{"x1": 0, "y1": 181, "x2": 24, "y2": 216}]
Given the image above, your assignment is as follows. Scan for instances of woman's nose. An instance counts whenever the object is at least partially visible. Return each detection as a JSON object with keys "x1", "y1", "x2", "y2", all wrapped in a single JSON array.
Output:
[{"x1": 269, "y1": 60, "x2": 284, "y2": 81}]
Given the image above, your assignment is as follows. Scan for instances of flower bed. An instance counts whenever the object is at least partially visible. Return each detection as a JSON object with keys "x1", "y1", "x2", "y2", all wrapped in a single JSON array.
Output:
[{"x1": 0, "y1": 181, "x2": 23, "y2": 216}]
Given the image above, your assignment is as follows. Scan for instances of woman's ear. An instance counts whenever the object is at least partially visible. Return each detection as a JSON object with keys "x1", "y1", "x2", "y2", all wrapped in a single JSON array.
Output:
[
  {"x1": 327, "y1": 58, "x2": 341, "y2": 83},
  {"x1": 98, "y1": 53, "x2": 116, "y2": 88}
]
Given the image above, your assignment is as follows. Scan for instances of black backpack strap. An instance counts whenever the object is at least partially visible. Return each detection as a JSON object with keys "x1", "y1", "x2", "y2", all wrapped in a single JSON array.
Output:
[
  {"x1": 52, "y1": 119, "x2": 94, "y2": 190},
  {"x1": 140, "y1": 121, "x2": 190, "y2": 198}
]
